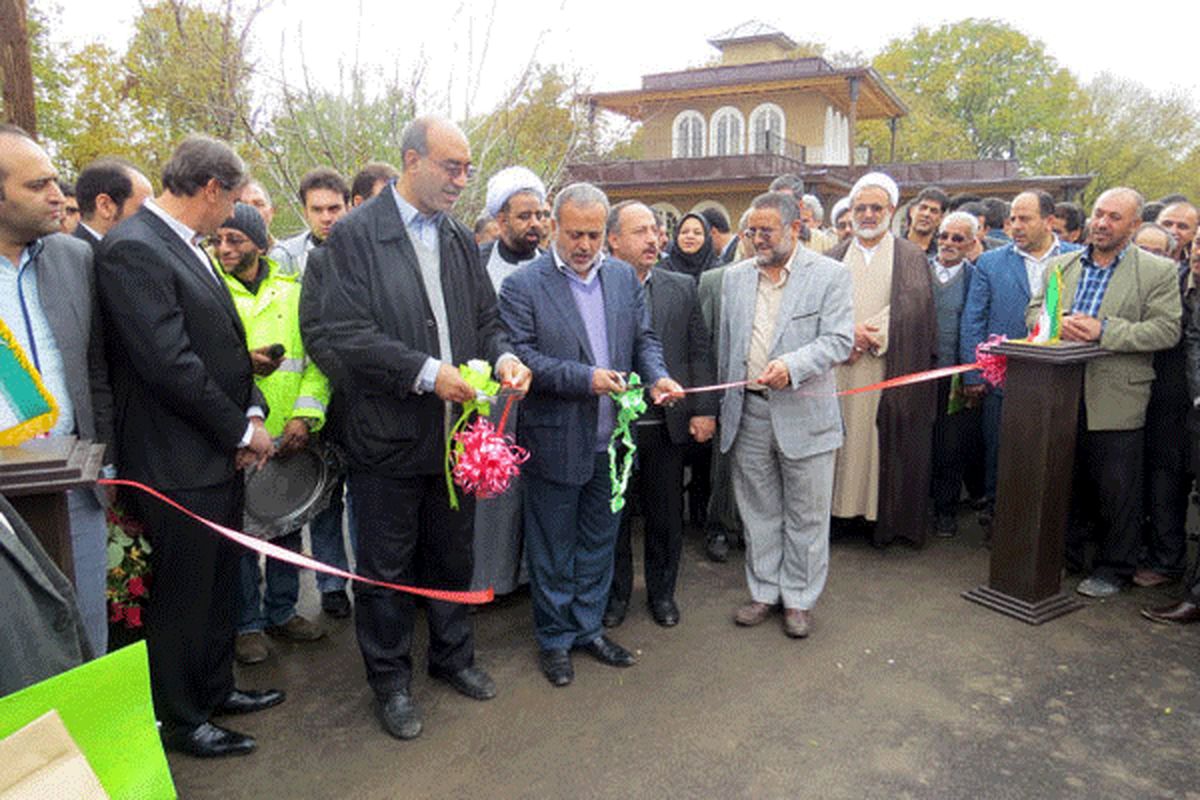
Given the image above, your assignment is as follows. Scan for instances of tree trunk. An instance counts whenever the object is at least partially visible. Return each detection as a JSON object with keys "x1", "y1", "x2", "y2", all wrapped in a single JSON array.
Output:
[{"x1": 0, "y1": 0, "x2": 37, "y2": 135}]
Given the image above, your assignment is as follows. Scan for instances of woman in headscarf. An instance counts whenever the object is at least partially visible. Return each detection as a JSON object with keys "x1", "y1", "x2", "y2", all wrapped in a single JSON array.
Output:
[{"x1": 661, "y1": 212, "x2": 717, "y2": 281}]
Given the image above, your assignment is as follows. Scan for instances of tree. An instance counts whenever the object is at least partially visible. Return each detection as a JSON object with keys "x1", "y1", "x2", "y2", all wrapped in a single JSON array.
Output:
[
  {"x1": 459, "y1": 65, "x2": 588, "y2": 221},
  {"x1": 1054, "y1": 74, "x2": 1199, "y2": 205},
  {"x1": 0, "y1": 0, "x2": 38, "y2": 133},
  {"x1": 122, "y1": 0, "x2": 264, "y2": 173},
  {"x1": 863, "y1": 19, "x2": 1084, "y2": 172}
]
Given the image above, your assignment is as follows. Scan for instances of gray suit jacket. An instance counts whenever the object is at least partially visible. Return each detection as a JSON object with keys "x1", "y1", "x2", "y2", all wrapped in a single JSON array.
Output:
[
  {"x1": 0, "y1": 494, "x2": 92, "y2": 696},
  {"x1": 717, "y1": 248, "x2": 854, "y2": 459},
  {"x1": 35, "y1": 234, "x2": 114, "y2": 457}
]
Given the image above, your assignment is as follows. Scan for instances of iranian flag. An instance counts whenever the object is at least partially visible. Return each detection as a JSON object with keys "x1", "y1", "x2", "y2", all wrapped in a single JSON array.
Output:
[{"x1": 1029, "y1": 265, "x2": 1064, "y2": 344}]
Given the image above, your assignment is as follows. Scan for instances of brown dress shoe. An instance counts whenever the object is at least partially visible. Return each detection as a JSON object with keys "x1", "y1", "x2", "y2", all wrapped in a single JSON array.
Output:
[
  {"x1": 1141, "y1": 600, "x2": 1200, "y2": 624},
  {"x1": 265, "y1": 615, "x2": 326, "y2": 642},
  {"x1": 783, "y1": 608, "x2": 811, "y2": 638},
  {"x1": 734, "y1": 601, "x2": 772, "y2": 627}
]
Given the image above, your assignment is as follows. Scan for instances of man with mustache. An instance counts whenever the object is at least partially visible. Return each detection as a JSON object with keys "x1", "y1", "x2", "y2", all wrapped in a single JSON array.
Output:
[
  {"x1": 717, "y1": 191, "x2": 853, "y2": 637},
  {"x1": 828, "y1": 172, "x2": 938, "y2": 548},
  {"x1": 602, "y1": 200, "x2": 716, "y2": 628},
  {"x1": 302, "y1": 116, "x2": 531, "y2": 740},
  {"x1": 498, "y1": 183, "x2": 681, "y2": 687}
]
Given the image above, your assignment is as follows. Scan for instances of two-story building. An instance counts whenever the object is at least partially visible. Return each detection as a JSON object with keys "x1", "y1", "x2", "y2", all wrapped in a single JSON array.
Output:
[{"x1": 567, "y1": 21, "x2": 1091, "y2": 233}]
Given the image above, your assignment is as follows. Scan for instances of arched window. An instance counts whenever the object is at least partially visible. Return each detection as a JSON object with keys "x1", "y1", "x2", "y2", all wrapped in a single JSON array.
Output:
[
  {"x1": 749, "y1": 103, "x2": 786, "y2": 154},
  {"x1": 651, "y1": 202, "x2": 682, "y2": 238},
  {"x1": 672, "y1": 111, "x2": 705, "y2": 158},
  {"x1": 709, "y1": 107, "x2": 745, "y2": 156}
]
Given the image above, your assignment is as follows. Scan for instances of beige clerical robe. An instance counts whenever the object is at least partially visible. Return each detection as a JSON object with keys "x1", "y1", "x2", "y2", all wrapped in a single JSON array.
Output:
[{"x1": 831, "y1": 234, "x2": 894, "y2": 520}]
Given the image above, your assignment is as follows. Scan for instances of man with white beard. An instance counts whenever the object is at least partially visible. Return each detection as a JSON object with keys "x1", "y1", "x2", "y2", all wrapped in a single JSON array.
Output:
[{"x1": 826, "y1": 173, "x2": 938, "y2": 549}]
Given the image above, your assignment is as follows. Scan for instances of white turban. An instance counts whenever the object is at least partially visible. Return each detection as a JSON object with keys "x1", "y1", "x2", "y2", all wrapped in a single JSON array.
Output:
[
  {"x1": 831, "y1": 196, "x2": 851, "y2": 222},
  {"x1": 485, "y1": 166, "x2": 546, "y2": 218},
  {"x1": 849, "y1": 172, "x2": 899, "y2": 207}
]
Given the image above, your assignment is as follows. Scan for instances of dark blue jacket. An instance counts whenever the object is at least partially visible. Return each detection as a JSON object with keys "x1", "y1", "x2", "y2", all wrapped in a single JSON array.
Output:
[{"x1": 498, "y1": 253, "x2": 668, "y2": 486}]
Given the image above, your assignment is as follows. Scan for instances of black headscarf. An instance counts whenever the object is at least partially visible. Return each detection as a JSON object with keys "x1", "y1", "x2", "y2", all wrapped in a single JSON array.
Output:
[{"x1": 663, "y1": 212, "x2": 717, "y2": 280}]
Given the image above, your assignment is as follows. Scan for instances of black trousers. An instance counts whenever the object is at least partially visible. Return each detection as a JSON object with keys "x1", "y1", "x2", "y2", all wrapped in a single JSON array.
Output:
[
  {"x1": 1068, "y1": 417, "x2": 1144, "y2": 582},
  {"x1": 129, "y1": 479, "x2": 242, "y2": 730},
  {"x1": 611, "y1": 424, "x2": 685, "y2": 606},
  {"x1": 930, "y1": 378, "x2": 983, "y2": 515},
  {"x1": 347, "y1": 471, "x2": 474, "y2": 697}
]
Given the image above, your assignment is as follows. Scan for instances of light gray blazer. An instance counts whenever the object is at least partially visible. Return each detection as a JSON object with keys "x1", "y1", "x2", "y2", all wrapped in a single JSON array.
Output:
[
  {"x1": 717, "y1": 247, "x2": 854, "y2": 459},
  {"x1": 36, "y1": 234, "x2": 113, "y2": 456}
]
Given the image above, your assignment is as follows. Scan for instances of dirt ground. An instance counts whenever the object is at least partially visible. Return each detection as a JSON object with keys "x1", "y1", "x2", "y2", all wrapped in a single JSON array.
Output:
[{"x1": 167, "y1": 516, "x2": 1200, "y2": 800}]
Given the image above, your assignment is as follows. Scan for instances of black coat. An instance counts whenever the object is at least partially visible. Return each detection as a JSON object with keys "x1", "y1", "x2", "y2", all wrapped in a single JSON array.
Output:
[
  {"x1": 96, "y1": 206, "x2": 265, "y2": 490},
  {"x1": 645, "y1": 268, "x2": 717, "y2": 443},
  {"x1": 302, "y1": 191, "x2": 510, "y2": 476}
]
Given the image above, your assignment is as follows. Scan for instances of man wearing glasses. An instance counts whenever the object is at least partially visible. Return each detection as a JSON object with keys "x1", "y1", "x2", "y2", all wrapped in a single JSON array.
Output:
[
  {"x1": 827, "y1": 172, "x2": 938, "y2": 549},
  {"x1": 928, "y1": 211, "x2": 983, "y2": 537},
  {"x1": 718, "y1": 191, "x2": 853, "y2": 638},
  {"x1": 303, "y1": 116, "x2": 531, "y2": 741}
]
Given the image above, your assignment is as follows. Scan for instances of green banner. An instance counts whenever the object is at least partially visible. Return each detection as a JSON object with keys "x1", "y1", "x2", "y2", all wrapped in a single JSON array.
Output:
[{"x1": 0, "y1": 642, "x2": 176, "y2": 799}]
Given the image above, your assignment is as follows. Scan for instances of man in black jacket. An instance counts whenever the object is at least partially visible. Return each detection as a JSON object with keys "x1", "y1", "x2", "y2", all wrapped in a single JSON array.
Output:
[
  {"x1": 303, "y1": 116, "x2": 530, "y2": 741},
  {"x1": 96, "y1": 136, "x2": 279, "y2": 758},
  {"x1": 603, "y1": 201, "x2": 716, "y2": 628}
]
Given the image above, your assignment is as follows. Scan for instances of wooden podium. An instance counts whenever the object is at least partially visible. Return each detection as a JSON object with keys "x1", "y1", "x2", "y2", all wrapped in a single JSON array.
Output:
[
  {"x1": 0, "y1": 436, "x2": 106, "y2": 584},
  {"x1": 962, "y1": 340, "x2": 1107, "y2": 624}
]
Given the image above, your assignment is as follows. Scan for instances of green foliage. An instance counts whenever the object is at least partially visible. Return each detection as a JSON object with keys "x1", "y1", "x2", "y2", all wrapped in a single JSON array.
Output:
[
  {"x1": 868, "y1": 19, "x2": 1085, "y2": 171},
  {"x1": 1053, "y1": 74, "x2": 1199, "y2": 205},
  {"x1": 457, "y1": 65, "x2": 588, "y2": 223}
]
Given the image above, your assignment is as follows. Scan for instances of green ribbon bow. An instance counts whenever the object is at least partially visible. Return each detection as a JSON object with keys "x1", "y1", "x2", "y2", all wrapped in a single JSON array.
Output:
[
  {"x1": 607, "y1": 372, "x2": 647, "y2": 513},
  {"x1": 444, "y1": 360, "x2": 501, "y2": 510}
]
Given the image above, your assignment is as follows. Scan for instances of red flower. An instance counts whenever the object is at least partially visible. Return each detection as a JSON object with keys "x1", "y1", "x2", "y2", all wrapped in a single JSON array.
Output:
[
  {"x1": 109, "y1": 603, "x2": 124, "y2": 623},
  {"x1": 127, "y1": 576, "x2": 146, "y2": 597},
  {"x1": 125, "y1": 605, "x2": 143, "y2": 628}
]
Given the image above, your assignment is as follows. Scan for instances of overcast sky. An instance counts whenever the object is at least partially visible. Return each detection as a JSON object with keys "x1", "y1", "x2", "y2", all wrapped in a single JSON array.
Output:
[{"x1": 48, "y1": 0, "x2": 1199, "y2": 115}]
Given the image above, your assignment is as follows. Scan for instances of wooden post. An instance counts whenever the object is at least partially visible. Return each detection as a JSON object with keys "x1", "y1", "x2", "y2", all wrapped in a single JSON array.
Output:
[
  {"x1": 962, "y1": 341, "x2": 1107, "y2": 624},
  {"x1": 846, "y1": 76, "x2": 860, "y2": 166}
]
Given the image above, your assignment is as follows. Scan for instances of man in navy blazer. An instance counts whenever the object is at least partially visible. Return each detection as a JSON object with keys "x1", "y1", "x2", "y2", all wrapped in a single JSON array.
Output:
[
  {"x1": 959, "y1": 191, "x2": 1081, "y2": 520},
  {"x1": 499, "y1": 183, "x2": 682, "y2": 687}
]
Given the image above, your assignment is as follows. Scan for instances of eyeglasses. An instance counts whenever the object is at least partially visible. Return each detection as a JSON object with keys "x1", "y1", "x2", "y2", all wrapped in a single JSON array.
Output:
[
  {"x1": 208, "y1": 233, "x2": 250, "y2": 247},
  {"x1": 434, "y1": 159, "x2": 477, "y2": 181},
  {"x1": 743, "y1": 227, "x2": 780, "y2": 241},
  {"x1": 937, "y1": 232, "x2": 969, "y2": 243}
]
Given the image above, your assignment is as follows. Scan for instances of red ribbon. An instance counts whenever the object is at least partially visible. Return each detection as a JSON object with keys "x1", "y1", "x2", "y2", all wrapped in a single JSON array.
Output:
[
  {"x1": 98, "y1": 478, "x2": 494, "y2": 605},
  {"x1": 681, "y1": 362, "x2": 989, "y2": 398}
]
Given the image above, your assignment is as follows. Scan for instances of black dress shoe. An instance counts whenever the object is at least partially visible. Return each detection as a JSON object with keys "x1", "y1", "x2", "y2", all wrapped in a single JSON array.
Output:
[
  {"x1": 161, "y1": 722, "x2": 256, "y2": 758},
  {"x1": 602, "y1": 597, "x2": 628, "y2": 628},
  {"x1": 430, "y1": 665, "x2": 496, "y2": 700},
  {"x1": 376, "y1": 691, "x2": 422, "y2": 739},
  {"x1": 215, "y1": 688, "x2": 286, "y2": 716},
  {"x1": 538, "y1": 649, "x2": 573, "y2": 687},
  {"x1": 576, "y1": 635, "x2": 636, "y2": 667},
  {"x1": 649, "y1": 598, "x2": 680, "y2": 627},
  {"x1": 1141, "y1": 600, "x2": 1200, "y2": 624},
  {"x1": 705, "y1": 533, "x2": 730, "y2": 563},
  {"x1": 321, "y1": 590, "x2": 351, "y2": 619}
]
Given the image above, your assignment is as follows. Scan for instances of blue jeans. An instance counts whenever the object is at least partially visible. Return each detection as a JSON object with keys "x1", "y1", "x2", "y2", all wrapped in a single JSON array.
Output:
[
  {"x1": 68, "y1": 489, "x2": 107, "y2": 653},
  {"x1": 309, "y1": 478, "x2": 358, "y2": 593},
  {"x1": 237, "y1": 529, "x2": 301, "y2": 632},
  {"x1": 523, "y1": 453, "x2": 620, "y2": 651}
]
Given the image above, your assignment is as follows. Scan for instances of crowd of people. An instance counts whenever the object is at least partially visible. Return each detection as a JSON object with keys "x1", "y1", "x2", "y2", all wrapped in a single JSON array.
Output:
[{"x1": 2, "y1": 112, "x2": 1199, "y2": 758}]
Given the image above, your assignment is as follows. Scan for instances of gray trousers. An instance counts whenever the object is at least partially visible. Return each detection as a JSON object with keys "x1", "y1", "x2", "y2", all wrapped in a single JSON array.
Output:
[{"x1": 731, "y1": 393, "x2": 834, "y2": 610}]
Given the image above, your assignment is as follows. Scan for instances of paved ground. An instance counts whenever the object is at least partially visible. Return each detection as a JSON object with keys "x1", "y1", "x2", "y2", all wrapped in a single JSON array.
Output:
[{"x1": 167, "y1": 516, "x2": 1200, "y2": 799}]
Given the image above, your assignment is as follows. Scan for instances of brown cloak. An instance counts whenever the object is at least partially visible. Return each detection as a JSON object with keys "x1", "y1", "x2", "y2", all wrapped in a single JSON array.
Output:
[{"x1": 829, "y1": 236, "x2": 938, "y2": 547}]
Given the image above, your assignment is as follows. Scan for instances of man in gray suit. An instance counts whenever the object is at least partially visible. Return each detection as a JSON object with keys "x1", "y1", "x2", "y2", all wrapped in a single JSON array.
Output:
[
  {"x1": 718, "y1": 191, "x2": 853, "y2": 639},
  {"x1": 0, "y1": 124, "x2": 113, "y2": 653}
]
